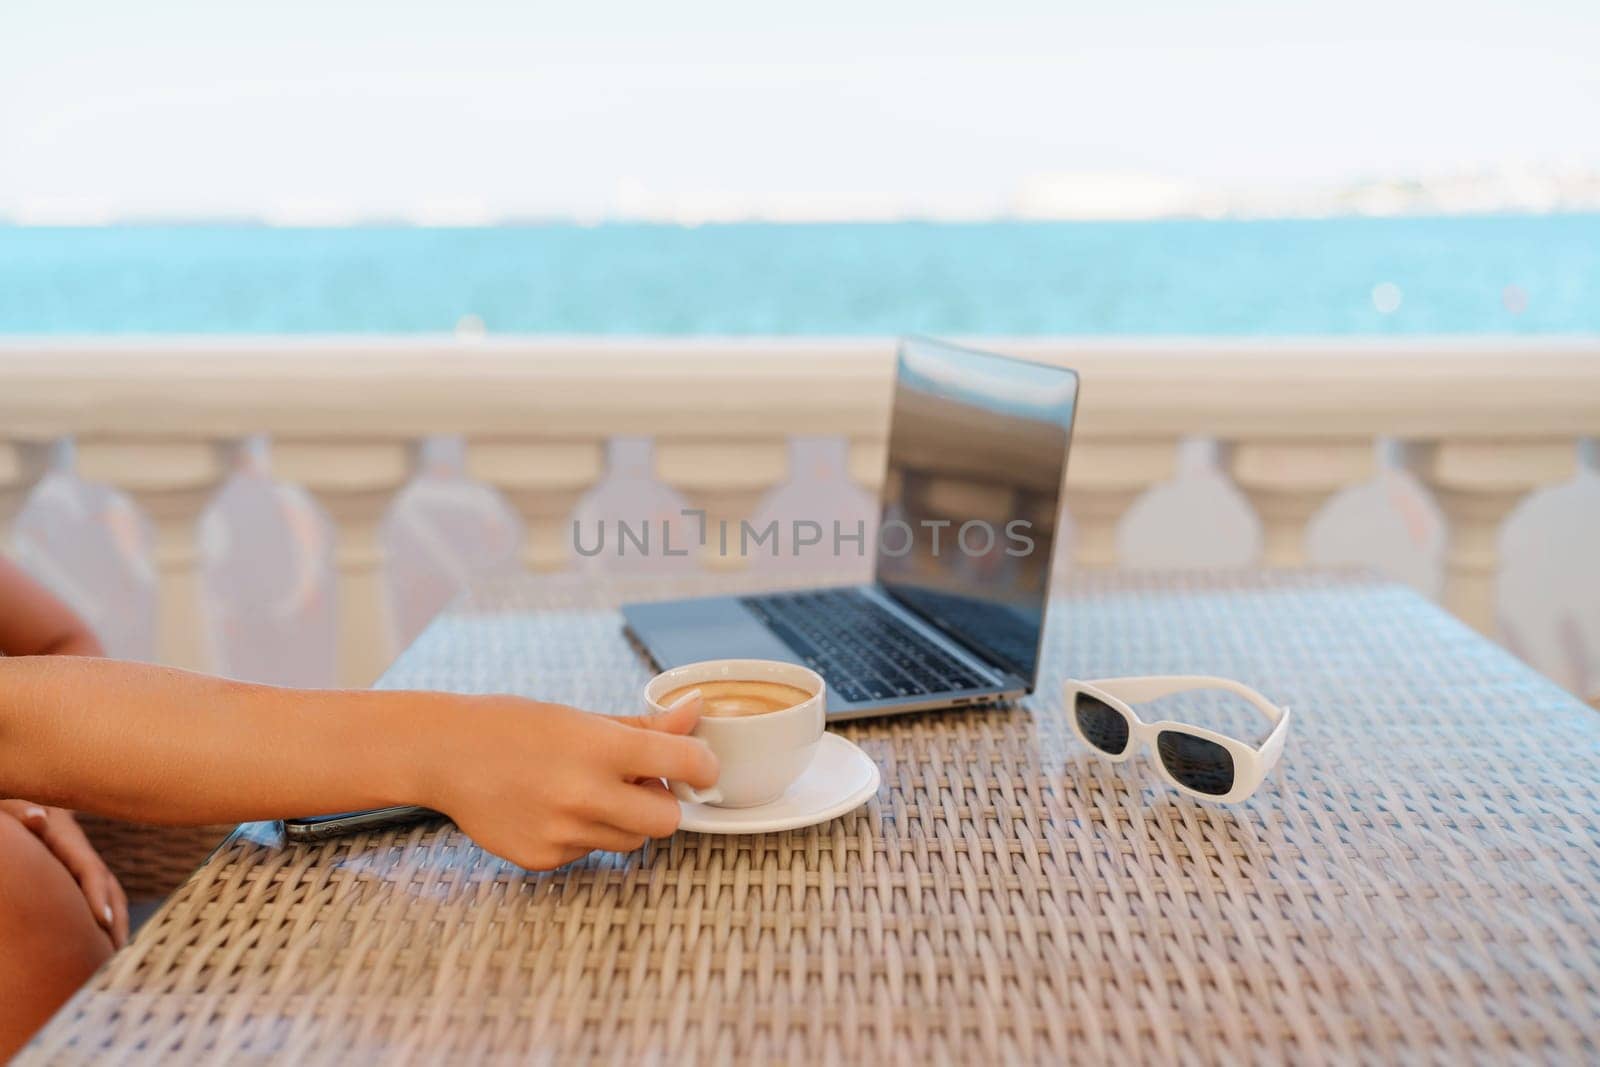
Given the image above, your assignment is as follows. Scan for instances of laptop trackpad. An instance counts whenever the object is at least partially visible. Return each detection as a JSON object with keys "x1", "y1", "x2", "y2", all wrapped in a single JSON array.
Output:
[{"x1": 622, "y1": 596, "x2": 801, "y2": 670}]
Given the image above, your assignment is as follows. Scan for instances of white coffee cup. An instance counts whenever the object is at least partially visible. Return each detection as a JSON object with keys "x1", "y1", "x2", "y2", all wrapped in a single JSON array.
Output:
[{"x1": 643, "y1": 659, "x2": 826, "y2": 808}]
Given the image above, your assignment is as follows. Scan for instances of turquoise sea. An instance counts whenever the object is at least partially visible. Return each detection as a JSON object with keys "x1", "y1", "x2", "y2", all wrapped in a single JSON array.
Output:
[{"x1": 2, "y1": 215, "x2": 1597, "y2": 335}]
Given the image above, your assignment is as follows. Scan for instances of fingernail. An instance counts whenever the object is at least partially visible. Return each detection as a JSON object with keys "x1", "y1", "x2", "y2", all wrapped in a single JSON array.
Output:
[
  {"x1": 101, "y1": 904, "x2": 114, "y2": 927},
  {"x1": 666, "y1": 688, "x2": 701, "y2": 710},
  {"x1": 23, "y1": 806, "x2": 47, "y2": 824}
]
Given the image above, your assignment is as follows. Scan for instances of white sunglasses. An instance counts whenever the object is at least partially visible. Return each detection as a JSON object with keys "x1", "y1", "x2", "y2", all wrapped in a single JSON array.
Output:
[{"x1": 1064, "y1": 676, "x2": 1291, "y2": 803}]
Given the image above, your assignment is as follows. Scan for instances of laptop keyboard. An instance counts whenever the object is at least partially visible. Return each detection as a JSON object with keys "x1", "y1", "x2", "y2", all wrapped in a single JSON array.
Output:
[{"x1": 740, "y1": 588, "x2": 990, "y2": 704}]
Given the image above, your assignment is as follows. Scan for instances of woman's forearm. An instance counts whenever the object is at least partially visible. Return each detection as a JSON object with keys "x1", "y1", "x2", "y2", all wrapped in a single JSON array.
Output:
[
  {"x1": 0, "y1": 657, "x2": 440, "y2": 824},
  {"x1": 0, "y1": 653, "x2": 718, "y2": 873}
]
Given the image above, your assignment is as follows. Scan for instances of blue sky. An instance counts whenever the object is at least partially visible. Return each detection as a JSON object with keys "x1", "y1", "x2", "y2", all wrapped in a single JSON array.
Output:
[{"x1": 3, "y1": 0, "x2": 1596, "y2": 221}]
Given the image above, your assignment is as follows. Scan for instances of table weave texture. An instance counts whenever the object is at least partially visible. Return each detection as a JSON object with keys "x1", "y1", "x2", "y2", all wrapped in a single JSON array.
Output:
[{"x1": 24, "y1": 571, "x2": 1600, "y2": 1064}]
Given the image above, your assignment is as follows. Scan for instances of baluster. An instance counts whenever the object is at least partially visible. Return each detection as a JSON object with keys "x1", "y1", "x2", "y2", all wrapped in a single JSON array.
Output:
[
  {"x1": 1408, "y1": 439, "x2": 1577, "y2": 634},
  {"x1": 1064, "y1": 439, "x2": 1176, "y2": 567},
  {"x1": 1228, "y1": 439, "x2": 1376, "y2": 566},
  {"x1": 656, "y1": 440, "x2": 790, "y2": 570},
  {"x1": 75, "y1": 439, "x2": 234, "y2": 671},
  {"x1": 0, "y1": 440, "x2": 53, "y2": 542},
  {"x1": 275, "y1": 439, "x2": 415, "y2": 688},
  {"x1": 467, "y1": 440, "x2": 606, "y2": 571}
]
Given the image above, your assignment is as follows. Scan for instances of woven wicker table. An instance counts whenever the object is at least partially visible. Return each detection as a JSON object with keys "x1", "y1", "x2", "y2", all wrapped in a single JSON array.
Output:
[{"x1": 23, "y1": 570, "x2": 1600, "y2": 1064}]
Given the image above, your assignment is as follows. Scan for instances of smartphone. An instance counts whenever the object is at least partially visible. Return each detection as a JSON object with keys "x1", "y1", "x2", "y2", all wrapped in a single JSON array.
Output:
[{"x1": 281, "y1": 805, "x2": 441, "y2": 843}]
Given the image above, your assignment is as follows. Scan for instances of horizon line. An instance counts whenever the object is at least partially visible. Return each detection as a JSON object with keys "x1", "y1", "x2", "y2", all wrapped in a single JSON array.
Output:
[{"x1": 6, "y1": 206, "x2": 1600, "y2": 229}]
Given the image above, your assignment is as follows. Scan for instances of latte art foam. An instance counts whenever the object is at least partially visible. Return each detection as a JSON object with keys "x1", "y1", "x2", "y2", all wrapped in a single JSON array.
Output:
[{"x1": 663, "y1": 680, "x2": 813, "y2": 718}]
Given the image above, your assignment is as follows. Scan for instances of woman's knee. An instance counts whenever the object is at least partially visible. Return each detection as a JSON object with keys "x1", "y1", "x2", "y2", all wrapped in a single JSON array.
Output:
[{"x1": 0, "y1": 813, "x2": 113, "y2": 1058}]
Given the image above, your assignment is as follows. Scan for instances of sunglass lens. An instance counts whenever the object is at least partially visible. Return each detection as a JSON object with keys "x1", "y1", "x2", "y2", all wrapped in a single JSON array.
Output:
[
  {"x1": 1156, "y1": 730, "x2": 1235, "y2": 795},
  {"x1": 1074, "y1": 693, "x2": 1130, "y2": 755}
]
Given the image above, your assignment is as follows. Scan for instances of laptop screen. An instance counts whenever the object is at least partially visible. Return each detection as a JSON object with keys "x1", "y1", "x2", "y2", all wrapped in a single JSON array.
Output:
[{"x1": 874, "y1": 339, "x2": 1078, "y2": 685}]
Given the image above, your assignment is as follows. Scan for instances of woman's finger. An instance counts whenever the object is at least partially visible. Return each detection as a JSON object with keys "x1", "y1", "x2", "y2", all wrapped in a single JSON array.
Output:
[
  {"x1": 79, "y1": 866, "x2": 118, "y2": 945},
  {"x1": 108, "y1": 872, "x2": 130, "y2": 948},
  {"x1": 19, "y1": 808, "x2": 86, "y2": 878},
  {"x1": 617, "y1": 730, "x2": 718, "y2": 788},
  {"x1": 0, "y1": 799, "x2": 51, "y2": 832},
  {"x1": 592, "y1": 781, "x2": 684, "y2": 839},
  {"x1": 37, "y1": 812, "x2": 96, "y2": 880},
  {"x1": 619, "y1": 689, "x2": 703, "y2": 735},
  {"x1": 87, "y1": 866, "x2": 128, "y2": 948},
  {"x1": 43, "y1": 817, "x2": 114, "y2": 937}
]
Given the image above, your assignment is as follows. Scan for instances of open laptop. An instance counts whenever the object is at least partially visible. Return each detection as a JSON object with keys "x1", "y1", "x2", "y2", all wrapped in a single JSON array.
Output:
[{"x1": 622, "y1": 338, "x2": 1079, "y2": 720}]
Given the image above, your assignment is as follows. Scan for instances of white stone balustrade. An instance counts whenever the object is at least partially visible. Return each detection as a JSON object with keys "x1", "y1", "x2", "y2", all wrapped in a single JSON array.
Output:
[{"x1": 1, "y1": 338, "x2": 1596, "y2": 684}]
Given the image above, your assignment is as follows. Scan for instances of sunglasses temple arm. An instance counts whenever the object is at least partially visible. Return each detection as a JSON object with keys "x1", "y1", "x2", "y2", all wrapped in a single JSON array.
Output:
[
  {"x1": 1084, "y1": 676, "x2": 1286, "y2": 726},
  {"x1": 1259, "y1": 706, "x2": 1292, "y2": 769}
]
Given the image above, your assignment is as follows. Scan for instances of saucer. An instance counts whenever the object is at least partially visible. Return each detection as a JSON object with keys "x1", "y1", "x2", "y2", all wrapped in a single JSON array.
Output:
[{"x1": 678, "y1": 732, "x2": 879, "y2": 834}]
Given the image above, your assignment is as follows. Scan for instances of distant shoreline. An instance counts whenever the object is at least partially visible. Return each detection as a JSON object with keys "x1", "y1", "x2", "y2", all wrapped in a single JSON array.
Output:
[{"x1": 6, "y1": 210, "x2": 1600, "y2": 230}]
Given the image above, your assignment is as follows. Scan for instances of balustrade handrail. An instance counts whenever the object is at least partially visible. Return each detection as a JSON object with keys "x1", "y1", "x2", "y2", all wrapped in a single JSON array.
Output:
[{"x1": 3, "y1": 337, "x2": 1599, "y2": 440}]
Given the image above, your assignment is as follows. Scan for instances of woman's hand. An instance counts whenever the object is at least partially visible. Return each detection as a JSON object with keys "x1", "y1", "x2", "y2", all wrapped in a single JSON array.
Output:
[
  {"x1": 0, "y1": 801, "x2": 128, "y2": 948},
  {"x1": 423, "y1": 690, "x2": 717, "y2": 871}
]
